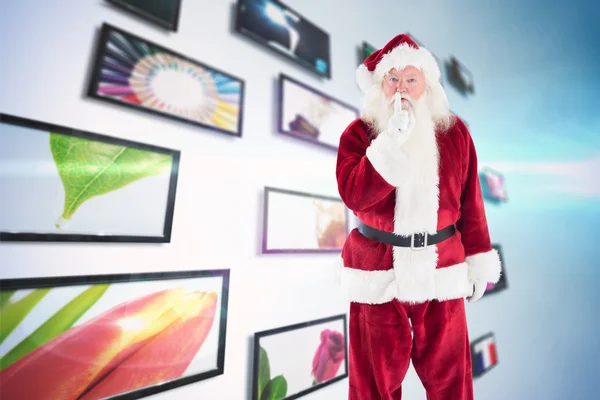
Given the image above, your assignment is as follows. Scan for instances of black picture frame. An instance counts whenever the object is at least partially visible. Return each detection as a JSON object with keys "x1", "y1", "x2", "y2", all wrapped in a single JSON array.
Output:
[
  {"x1": 251, "y1": 314, "x2": 349, "y2": 400},
  {"x1": 234, "y1": 0, "x2": 331, "y2": 79},
  {"x1": 0, "y1": 269, "x2": 230, "y2": 400},
  {"x1": 105, "y1": 0, "x2": 183, "y2": 32},
  {"x1": 445, "y1": 55, "x2": 475, "y2": 96},
  {"x1": 87, "y1": 23, "x2": 246, "y2": 138},
  {"x1": 360, "y1": 41, "x2": 377, "y2": 64},
  {"x1": 262, "y1": 186, "x2": 349, "y2": 254},
  {"x1": 0, "y1": 113, "x2": 180, "y2": 243},
  {"x1": 470, "y1": 332, "x2": 498, "y2": 379},
  {"x1": 277, "y1": 73, "x2": 359, "y2": 152},
  {"x1": 484, "y1": 244, "x2": 508, "y2": 296}
]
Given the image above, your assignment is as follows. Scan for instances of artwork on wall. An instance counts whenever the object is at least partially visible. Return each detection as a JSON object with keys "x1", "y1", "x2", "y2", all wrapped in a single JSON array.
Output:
[
  {"x1": 235, "y1": 0, "x2": 331, "y2": 79},
  {"x1": 252, "y1": 314, "x2": 348, "y2": 400},
  {"x1": 262, "y1": 186, "x2": 349, "y2": 254},
  {"x1": 470, "y1": 332, "x2": 498, "y2": 379},
  {"x1": 278, "y1": 74, "x2": 359, "y2": 151},
  {"x1": 88, "y1": 23, "x2": 245, "y2": 138},
  {"x1": 445, "y1": 55, "x2": 475, "y2": 96},
  {"x1": 0, "y1": 269, "x2": 230, "y2": 400},
  {"x1": 405, "y1": 32, "x2": 444, "y2": 86},
  {"x1": 0, "y1": 113, "x2": 180, "y2": 243},
  {"x1": 105, "y1": 0, "x2": 183, "y2": 31},
  {"x1": 360, "y1": 41, "x2": 377, "y2": 63},
  {"x1": 485, "y1": 244, "x2": 508, "y2": 296},
  {"x1": 479, "y1": 166, "x2": 508, "y2": 204}
]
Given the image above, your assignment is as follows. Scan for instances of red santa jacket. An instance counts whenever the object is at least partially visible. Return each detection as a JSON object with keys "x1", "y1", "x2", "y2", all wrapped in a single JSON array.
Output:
[{"x1": 335, "y1": 116, "x2": 501, "y2": 304}]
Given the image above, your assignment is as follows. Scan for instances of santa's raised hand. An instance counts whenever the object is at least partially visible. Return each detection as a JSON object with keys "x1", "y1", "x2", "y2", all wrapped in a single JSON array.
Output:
[{"x1": 387, "y1": 92, "x2": 415, "y2": 144}]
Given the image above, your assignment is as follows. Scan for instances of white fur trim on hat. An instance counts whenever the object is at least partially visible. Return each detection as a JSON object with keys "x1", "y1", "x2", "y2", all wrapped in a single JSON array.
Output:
[{"x1": 356, "y1": 43, "x2": 441, "y2": 93}]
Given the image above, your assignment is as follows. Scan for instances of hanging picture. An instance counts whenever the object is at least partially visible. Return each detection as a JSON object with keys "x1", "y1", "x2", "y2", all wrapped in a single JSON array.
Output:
[
  {"x1": 0, "y1": 269, "x2": 230, "y2": 400},
  {"x1": 235, "y1": 0, "x2": 331, "y2": 79},
  {"x1": 479, "y1": 167, "x2": 508, "y2": 204},
  {"x1": 88, "y1": 23, "x2": 245, "y2": 137},
  {"x1": 278, "y1": 74, "x2": 359, "y2": 151},
  {"x1": 0, "y1": 113, "x2": 179, "y2": 243},
  {"x1": 470, "y1": 332, "x2": 498, "y2": 379},
  {"x1": 252, "y1": 314, "x2": 348, "y2": 400},
  {"x1": 405, "y1": 32, "x2": 444, "y2": 87},
  {"x1": 105, "y1": 0, "x2": 183, "y2": 31},
  {"x1": 445, "y1": 55, "x2": 475, "y2": 96},
  {"x1": 360, "y1": 41, "x2": 377, "y2": 63},
  {"x1": 484, "y1": 244, "x2": 508, "y2": 296},
  {"x1": 262, "y1": 186, "x2": 349, "y2": 254}
]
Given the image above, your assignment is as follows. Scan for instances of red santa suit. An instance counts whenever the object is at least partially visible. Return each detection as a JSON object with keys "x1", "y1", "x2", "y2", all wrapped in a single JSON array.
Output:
[{"x1": 336, "y1": 34, "x2": 502, "y2": 400}]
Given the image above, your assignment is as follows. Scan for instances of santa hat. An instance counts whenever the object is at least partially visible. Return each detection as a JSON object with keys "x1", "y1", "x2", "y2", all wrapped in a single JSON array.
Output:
[{"x1": 356, "y1": 33, "x2": 442, "y2": 93}]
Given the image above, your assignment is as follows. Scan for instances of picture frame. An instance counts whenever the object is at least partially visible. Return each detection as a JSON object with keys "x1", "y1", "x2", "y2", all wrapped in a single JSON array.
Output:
[
  {"x1": 277, "y1": 73, "x2": 359, "y2": 152},
  {"x1": 234, "y1": 0, "x2": 331, "y2": 79},
  {"x1": 252, "y1": 314, "x2": 348, "y2": 400},
  {"x1": 262, "y1": 186, "x2": 349, "y2": 254},
  {"x1": 87, "y1": 23, "x2": 245, "y2": 138},
  {"x1": 479, "y1": 166, "x2": 508, "y2": 204},
  {"x1": 484, "y1": 244, "x2": 508, "y2": 296},
  {"x1": 445, "y1": 55, "x2": 475, "y2": 96},
  {"x1": 105, "y1": 0, "x2": 183, "y2": 32},
  {"x1": 470, "y1": 332, "x2": 498, "y2": 379},
  {"x1": 0, "y1": 269, "x2": 230, "y2": 400},
  {"x1": 360, "y1": 41, "x2": 377, "y2": 63},
  {"x1": 405, "y1": 32, "x2": 444, "y2": 87},
  {"x1": 0, "y1": 113, "x2": 180, "y2": 243}
]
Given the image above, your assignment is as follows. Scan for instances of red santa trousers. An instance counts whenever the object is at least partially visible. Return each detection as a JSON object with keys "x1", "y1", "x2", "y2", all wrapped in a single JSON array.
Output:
[{"x1": 348, "y1": 297, "x2": 473, "y2": 400}]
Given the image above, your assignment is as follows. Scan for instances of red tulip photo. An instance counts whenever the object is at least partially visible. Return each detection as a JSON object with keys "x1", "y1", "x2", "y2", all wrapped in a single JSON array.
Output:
[{"x1": 311, "y1": 329, "x2": 345, "y2": 384}]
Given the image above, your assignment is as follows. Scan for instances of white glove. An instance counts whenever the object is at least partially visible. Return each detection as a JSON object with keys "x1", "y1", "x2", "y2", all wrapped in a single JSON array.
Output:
[
  {"x1": 467, "y1": 279, "x2": 487, "y2": 303},
  {"x1": 386, "y1": 93, "x2": 415, "y2": 144}
]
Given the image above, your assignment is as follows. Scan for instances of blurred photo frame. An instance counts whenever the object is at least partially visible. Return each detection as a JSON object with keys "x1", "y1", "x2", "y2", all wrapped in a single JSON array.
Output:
[
  {"x1": 484, "y1": 244, "x2": 508, "y2": 296},
  {"x1": 234, "y1": 0, "x2": 331, "y2": 79},
  {"x1": 277, "y1": 73, "x2": 359, "y2": 152},
  {"x1": 87, "y1": 23, "x2": 245, "y2": 138},
  {"x1": 0, "y1": 113, "x2": 180, "y2": 243},
  {"x1": 445, "y1": 55, "x2": 475, "y2": 96},
  {"x1": 479, "y1": 166, "x2": 508, "y2": 204},
  {"x1": 105, "y1": 0, "x2": 183, "y2": 32},
  {"x1": 470, "y1": 332, "x2": 499, "y2": 379},
  {"x1": 0, "y1": 269, "x2": 230, "y2": 400},
  {"x1": 261, "y1": 186, "x2": 349, "y2": 254},
  {"x1": 360, "y1": 41, "x2": 377, "y2": 64},
  {"x1": 251, "y1": 314, "x2": 348, "y2": 400}
]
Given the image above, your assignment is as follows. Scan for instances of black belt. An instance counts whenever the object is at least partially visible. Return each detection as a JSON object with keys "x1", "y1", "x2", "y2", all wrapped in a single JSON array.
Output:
[{"x1": 358, "y1": 222, "x2": 456, "y2": 250}]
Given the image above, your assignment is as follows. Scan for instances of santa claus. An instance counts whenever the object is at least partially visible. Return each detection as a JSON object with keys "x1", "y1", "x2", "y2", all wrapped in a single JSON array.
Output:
[{"x1": 335, "y1": 34, "x2": 502, "y2": 399}]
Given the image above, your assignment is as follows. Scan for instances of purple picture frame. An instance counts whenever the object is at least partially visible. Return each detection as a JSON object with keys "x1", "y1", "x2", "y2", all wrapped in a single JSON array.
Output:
[
  {"x1": 277, "y1": 73, "x2": 359, "y2": 152},
  {"x1": 261, "y1": 186, "x2": 349, "y2": 254}
]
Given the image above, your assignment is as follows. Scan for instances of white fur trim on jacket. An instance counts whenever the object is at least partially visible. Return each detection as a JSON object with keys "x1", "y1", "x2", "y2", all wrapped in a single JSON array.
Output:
[
  {"x1": 340, "y1": 262, "x2": 473, "y2": 305},
  {"x1": 365, "y1": 131, "x2": 409, "y2": 187},
  {"x1": 356, "y1": 43, "x2": 441, "y2": 93},
  {"x1": 466, "y1": 249, "x2": 502, "y2": 284}
]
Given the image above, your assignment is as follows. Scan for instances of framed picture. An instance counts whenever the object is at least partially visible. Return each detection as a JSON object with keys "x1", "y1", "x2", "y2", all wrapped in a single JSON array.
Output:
[
  {"x1": 405, "y1": 32, "x2": 444, "y2": 86},
  {"x1": 0, "y1": 269, "x2": 230, "y2": 400},
  {"x1": 278, "y1": 74, "x2": 359, "y2": 151},
  {"x1": 360, "y1": 41, "x2": 377, "y2": 63},
  {"x1": 485, "y1": 244, "x2": 508, "y2": 296},
  {"x1": 445, "y1": 55, "x2": 475, "y2": 96},
  {"x1": 88, "y1": 23, "x2": 245, "y2": 138},
  {"x1": 479, "y1": 167, "x2": 508, "y2": 204},
  {"x1": 262, "y1": 186, "x2": 349, "y2": 254},
  {"x1": 235, "y1": 0, "x2": 331, "y2": 79},
  {"x1": 470, "y1": 332, "x2": 498, "y2": 379},
  {"x1": 105, "y1": 0, "x2": 183, "y2": 32},
  {"x1": 0, "y1": 113, "x2": 179, "y2": 243},
  {"x1": 252, "y1": 314, "x2": 348, "y2": 400}
]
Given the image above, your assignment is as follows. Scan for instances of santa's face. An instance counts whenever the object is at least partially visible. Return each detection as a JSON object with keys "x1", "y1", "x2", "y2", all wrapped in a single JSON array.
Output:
[{"x1": 381, "y1": 66, "x2": 427, "y2": 110}]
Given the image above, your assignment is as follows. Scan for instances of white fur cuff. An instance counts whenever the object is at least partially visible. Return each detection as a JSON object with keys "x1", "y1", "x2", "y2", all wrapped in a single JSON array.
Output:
[
  {"x1": 466, "y1": 249, "x2": 502, "y2": 284},
  {"x1": 365, "y1": 132, "x2": 409, "y2": 187}
]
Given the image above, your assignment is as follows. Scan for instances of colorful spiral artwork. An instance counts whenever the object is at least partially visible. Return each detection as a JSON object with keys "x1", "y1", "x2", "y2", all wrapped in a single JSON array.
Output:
[{"x1": 93, "y1": 27, "x2": 242, "y2": 135}]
